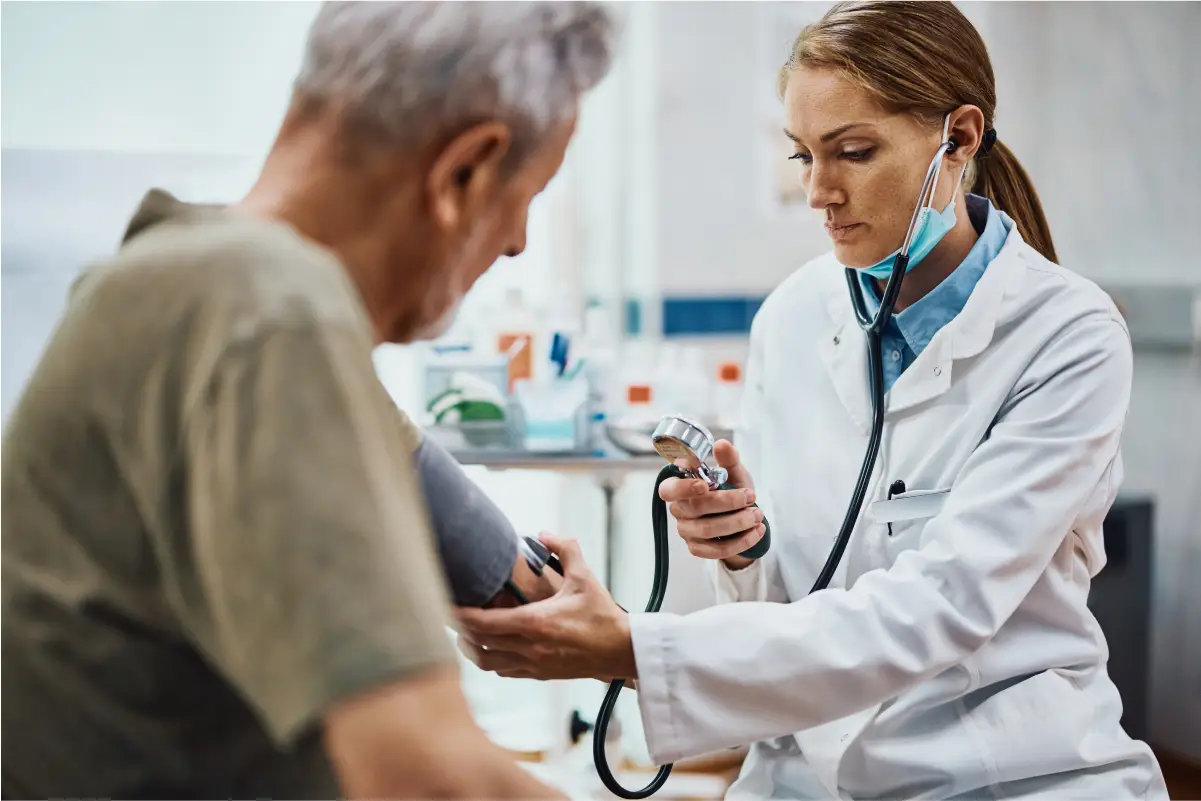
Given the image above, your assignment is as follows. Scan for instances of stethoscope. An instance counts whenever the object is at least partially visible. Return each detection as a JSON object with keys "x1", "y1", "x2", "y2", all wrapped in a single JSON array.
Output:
[
  {"x1": 521, "y1": 135, "x2": 961, "y2": 800},
  {"x1": 820, "y1": 134, "x2": 961, "y2": 591}
]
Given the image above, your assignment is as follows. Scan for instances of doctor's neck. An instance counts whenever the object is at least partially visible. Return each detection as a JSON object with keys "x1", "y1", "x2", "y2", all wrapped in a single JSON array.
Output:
[{"x1": 873, "y1": 190, "x2": 979, "y2": 313}]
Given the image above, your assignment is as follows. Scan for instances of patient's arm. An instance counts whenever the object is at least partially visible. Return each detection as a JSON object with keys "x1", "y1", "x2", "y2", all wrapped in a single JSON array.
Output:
[
  {"x1": 326, "y1": 664, "x2": 566, "y2": 799},
  {"x1": 412, "y1": 424, "x2": 560, "y2": 607},
  {"x1": 488, "y1": 546, "x2": 565, "y2": 608}
]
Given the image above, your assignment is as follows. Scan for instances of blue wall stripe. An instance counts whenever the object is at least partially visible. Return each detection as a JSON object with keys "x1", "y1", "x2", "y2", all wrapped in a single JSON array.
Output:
[{"x1": 661, "y1": 295, "x2": 767, "y2": 336}]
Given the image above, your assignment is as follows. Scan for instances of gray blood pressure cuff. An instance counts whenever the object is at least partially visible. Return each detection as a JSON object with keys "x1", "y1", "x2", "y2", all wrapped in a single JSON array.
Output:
[{"x1": 414, "y1": 435, "x2": 519, "y2": 607}]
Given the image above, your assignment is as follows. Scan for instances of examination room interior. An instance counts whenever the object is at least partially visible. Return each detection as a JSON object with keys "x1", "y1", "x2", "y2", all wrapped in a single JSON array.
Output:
[{"x1": 2, "y1": 1, "x2": 1199, "y2": 798}]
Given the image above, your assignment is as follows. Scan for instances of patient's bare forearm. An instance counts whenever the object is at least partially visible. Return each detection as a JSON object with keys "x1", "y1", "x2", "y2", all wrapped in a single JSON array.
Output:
[{"x1": 325, "y1": 664, "x2": 566, "y2": 799}]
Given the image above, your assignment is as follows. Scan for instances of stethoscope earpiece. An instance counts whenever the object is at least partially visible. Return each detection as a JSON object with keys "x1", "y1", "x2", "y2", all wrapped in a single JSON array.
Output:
[{"x1": 945, "y1": 136, "x2": 959, "y2": 154}]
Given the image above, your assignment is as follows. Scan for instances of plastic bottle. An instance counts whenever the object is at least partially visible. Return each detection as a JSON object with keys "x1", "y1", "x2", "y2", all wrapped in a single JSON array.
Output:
[
  {"x1": 653, "y1": 342, "x2": 683, "y2": 417},
  {"x1": 712, "y1": 360, "x2": 744, "y2": 430},
  {"x1": 494, "y1": 287, "x2": 538, "y2": 394},
  {"x1": 675, "y1": 346, "x2": 712, "y2": 423},
  {"x1": 618, "y1": 339, "x2": 658, "y2": 424},
  {"x1": 625, "y1": 382, "x2": 656, "y2": 425},
  {"x1": 578, "y1": 304, "x2": 618, "y2": 452}
]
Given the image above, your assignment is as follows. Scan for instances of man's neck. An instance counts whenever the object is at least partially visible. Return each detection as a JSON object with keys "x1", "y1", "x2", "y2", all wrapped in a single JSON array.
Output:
[{"x1": 237, "y1": 169, "x2": 396, "y2": 346}]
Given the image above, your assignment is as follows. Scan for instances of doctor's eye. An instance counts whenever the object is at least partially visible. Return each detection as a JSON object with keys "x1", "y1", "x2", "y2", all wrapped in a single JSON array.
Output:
[
  {"x1": 788, "y1": 152, "x2": 812, "y2": 164},
  {"x1": 842, "y1": 148, "x2": 875, "y2": 162}
]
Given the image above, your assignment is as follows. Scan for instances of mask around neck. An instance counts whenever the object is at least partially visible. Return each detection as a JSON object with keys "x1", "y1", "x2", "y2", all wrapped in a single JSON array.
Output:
[{"x1": 859, "y1": 115, "x2": 963, "y2": 280}]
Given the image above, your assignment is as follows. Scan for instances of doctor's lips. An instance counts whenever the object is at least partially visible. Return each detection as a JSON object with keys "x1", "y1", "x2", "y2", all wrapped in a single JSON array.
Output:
[{"x1": 825, "y1": 220, "x2": 864, "y2": 242}]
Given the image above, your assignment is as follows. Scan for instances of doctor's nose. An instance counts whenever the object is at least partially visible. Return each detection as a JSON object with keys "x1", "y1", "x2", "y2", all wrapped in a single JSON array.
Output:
[{"x1": 806, "y1": 163, "x2": 845, "y2": 212}]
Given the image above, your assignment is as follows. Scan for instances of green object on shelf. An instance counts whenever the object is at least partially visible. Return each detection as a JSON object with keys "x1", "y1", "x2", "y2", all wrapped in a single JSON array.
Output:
[
  {"x1": 454, "y1": 399, "x2": 505, "y2": 422},
  {"x1": 428, "y1": 389, "x2": 507, "y2": 448}
]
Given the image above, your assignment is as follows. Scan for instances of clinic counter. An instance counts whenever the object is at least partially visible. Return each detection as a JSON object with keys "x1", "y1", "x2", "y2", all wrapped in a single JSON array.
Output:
[{"x1": 452, "y1": 450, "x2": 664, "y2": 473}]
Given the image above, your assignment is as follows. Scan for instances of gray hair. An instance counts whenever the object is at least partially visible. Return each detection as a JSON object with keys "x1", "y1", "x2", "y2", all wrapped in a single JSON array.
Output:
[{"x1": 294, "y1": 1, "x2": 619, "y2": 163}]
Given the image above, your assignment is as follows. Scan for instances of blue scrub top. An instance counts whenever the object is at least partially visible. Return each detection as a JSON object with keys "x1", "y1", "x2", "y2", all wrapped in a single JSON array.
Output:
[{"x1": 858, "y1": 193, "x2": 1011, "y2": 393}]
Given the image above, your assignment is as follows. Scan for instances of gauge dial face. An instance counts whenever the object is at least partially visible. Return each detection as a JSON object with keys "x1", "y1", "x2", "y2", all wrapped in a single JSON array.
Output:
[
  {"x1": 653, "y1": 435, "x2": 699, "y2": 466},
  {"x1": 652, "y1": 415, "x2": 714, "y2": 470}
]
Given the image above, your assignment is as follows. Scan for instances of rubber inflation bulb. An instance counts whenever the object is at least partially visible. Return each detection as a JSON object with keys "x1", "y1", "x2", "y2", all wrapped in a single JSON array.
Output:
[{"x1": 719, "y1": 481, "x2": 771, "y2": 560}]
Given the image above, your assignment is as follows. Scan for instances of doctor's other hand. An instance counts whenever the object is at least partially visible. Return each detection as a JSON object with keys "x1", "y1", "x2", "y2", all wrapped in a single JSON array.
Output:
[
  {"x1": 454, "y1": 533, "x2": 636, "y2": 683},
  {"x1": 658, "y1": 438, "x2": 765, "y2": 570}
]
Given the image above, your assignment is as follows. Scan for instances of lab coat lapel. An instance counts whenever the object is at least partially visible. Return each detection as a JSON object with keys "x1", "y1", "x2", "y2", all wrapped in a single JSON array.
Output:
[
  {"x1": 820, "y1": 288, "x2": 873, "y2": 435},
  {"x1": 881, "y1": 340, "x2": 954, "y2": 414},
  {"x1": 885, "y1": 223, "x2": 1028, "y2": 415}
]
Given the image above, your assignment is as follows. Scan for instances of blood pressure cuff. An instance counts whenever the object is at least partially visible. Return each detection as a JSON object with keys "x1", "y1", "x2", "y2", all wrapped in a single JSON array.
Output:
[{"x1": 410, "y1": 426, "x2": 519, "y2": 608}]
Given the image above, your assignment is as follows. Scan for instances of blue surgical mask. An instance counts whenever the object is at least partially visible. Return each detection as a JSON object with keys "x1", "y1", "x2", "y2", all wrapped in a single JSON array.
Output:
[{"x1": 860, "y1": 115, "x2": 965, "y2": 280}]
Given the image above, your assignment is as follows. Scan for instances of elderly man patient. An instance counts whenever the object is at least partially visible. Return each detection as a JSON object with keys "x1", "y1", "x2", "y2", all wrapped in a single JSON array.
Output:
[{"x1": 0, "y1": 2, "x2": 614, "y2": 798}]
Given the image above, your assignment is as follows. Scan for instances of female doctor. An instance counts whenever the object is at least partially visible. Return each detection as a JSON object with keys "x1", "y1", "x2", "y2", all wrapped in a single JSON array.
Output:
[{"x1": 457, "y1": 2, "x2": 1168, "y2": 798}]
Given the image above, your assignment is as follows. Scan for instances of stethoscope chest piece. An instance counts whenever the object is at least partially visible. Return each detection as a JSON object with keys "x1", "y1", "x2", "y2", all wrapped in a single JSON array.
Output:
[{"x1": 651, "y1": 414, "x2": 728, "y2": 489}]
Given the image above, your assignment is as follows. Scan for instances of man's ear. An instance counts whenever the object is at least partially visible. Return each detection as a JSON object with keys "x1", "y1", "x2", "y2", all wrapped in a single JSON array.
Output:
[{"x1": 427, "y1": 122, "x2": 512, "y2": 230}]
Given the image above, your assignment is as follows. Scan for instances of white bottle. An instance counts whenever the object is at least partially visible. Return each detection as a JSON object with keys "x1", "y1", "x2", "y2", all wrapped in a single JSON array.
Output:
[
  {"x1": 676, "y1": 346, "x2": 712, "y2": 423},
  {"x1": 493, "y1": 287, "x2": 539, "y2": 393},
  {"x1": 653, "y1": 342, "x2": 683, "y2": 418},
  {"x1": 579, "y1": 304, "x2": 618, "y2": 450},
  {"x1": 618, "y1": 339, "x2": 658, "y2": 425},
  {"x1": 712, "y1": 360, "x2": 745, "y2": 431}
]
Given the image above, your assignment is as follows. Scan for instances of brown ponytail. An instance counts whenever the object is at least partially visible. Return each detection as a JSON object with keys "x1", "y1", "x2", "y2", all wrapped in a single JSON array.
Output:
[
  {"x1": 781, "y1": 1, "x2": 1059, "y2": 263},
  {"x1": 971, "y1": 140, "x2": 1057, "y2": 262}
]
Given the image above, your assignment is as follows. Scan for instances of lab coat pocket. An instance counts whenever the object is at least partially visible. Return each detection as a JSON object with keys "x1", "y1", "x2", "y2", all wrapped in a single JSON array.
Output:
[
  {"x1": 793, "y1": 703, "x2": 881, "y2": 799},
  {"x1": 867, "y1": 488, "x2": 950, "y2": 569},
  {"x1": 870, "y1": 487, "x2": 951, "y2": 525},
  {"x1": 961, "y1": 668, "x2": 1097, "y2": 787}
]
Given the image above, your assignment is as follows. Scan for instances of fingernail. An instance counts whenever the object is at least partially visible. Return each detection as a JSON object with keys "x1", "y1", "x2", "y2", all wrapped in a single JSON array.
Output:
[
  {"x1": 745, "y1": 489, "x2": 755, "y2": 504},
  {"x1": 755, "y1": 508, "x2": 764, "y2": 522}
]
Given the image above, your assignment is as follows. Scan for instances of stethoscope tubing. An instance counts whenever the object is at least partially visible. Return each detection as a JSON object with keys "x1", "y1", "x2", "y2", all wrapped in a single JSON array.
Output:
[
  {"x1": 847, "y1": 141, "x2": 955, "y2": 336},
  {"x1": 815, "y1": 139, "x2": 954, "y2": 595}
]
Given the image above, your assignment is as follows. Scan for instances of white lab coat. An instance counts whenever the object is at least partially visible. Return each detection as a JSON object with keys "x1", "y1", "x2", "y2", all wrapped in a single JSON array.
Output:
[{"x1": 629, "y1": 219, "x2": 1168, "y2": 800}]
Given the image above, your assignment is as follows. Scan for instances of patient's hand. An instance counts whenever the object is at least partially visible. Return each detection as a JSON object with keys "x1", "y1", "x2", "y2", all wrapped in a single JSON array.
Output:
[{"x1": 456, "y1": 533, "x2": 635, "y2": 683}]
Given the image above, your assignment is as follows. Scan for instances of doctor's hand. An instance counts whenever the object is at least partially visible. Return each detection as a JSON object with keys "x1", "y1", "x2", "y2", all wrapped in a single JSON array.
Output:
[
  {"x1": 454, "y1": 533, "x2": 637, "y2": 683},
  {"x1": 658, "y1": 439, "x2": 765, "y2": 570}
]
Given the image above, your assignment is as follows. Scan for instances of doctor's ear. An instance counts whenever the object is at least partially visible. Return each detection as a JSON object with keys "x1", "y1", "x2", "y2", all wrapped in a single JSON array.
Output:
[{"x1": 944, "y1": 105, "x2": 986, "y2": 164}]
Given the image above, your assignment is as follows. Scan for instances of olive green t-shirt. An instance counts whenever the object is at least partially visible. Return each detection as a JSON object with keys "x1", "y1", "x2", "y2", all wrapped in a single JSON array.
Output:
[{"x1": 1, "y1": 190, "x2": 458, "y2": 798}]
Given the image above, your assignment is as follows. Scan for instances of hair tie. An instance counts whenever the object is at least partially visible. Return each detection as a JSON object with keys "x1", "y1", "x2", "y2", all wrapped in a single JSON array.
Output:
[{"x1": 980, "y1": 128, "x2": 998, "y2": 156}]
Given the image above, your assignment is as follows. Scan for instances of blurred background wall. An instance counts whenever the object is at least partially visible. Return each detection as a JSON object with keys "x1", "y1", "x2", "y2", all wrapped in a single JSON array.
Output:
[{"x1": 3, "y1": 0, "x2": 1198, "y2": 771}]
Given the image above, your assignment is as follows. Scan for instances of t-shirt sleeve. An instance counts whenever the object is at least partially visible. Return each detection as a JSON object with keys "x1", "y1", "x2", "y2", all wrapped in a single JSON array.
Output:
[{"x1": 175, "y1": 320, "x2": 457, "y2": 746}]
